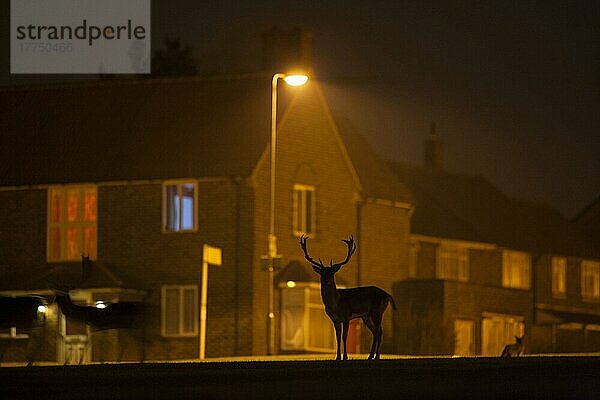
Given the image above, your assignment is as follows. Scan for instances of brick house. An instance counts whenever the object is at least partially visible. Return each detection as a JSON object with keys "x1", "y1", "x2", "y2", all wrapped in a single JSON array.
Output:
[
  {"x1": 389, "y1": 135, "x2": 600, "y2": 356},
  {"x1": 0, "y1": 75, "x2": 413, "y2": 363}
]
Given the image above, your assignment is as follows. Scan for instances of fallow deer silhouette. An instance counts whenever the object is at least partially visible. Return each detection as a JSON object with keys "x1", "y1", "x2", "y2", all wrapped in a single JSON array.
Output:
[
  {"x1": 54, "y1": 256, "x2": 149, "y2": 362},
  {"x1": 300, "y1": 235, "x2": 396, "y2": 360}
]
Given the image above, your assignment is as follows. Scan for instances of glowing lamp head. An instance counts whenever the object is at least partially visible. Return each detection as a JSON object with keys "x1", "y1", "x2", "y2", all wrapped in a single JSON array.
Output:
[
  {"x1": 286, "y1": 280, "x2": 297, "y2": 288},
  {"x1": 283, "y1": 75, "x2": 308, "y2": 86},
  {"x1": 95, "y1": 301, "x2": 107, "y2": 309},
  {"x1": 37, "y1": 305, "x2": 47, "y2": 314}
]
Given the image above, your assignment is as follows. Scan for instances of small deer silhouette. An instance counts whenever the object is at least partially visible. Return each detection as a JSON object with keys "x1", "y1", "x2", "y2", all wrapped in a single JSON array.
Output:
[
  {"x1": 300, "y1": 235, "x2": 396, "y2": 360},
  {"x1": 500, "y1": 336, "x2": 524, "y2": 357},
  {"x1": 54, "y1": 256, "x2": 149, "y2": 362}
]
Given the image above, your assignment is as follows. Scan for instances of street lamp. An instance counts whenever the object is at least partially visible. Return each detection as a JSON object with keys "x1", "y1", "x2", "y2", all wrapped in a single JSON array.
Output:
[{"x1": 265, "y1": 72, "x2": 308, "y2": 356}]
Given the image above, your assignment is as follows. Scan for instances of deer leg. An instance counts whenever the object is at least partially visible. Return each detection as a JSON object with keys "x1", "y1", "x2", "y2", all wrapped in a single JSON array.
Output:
[
  {"x1": 374, "y1": 325, "x2": 383, "y2": 360},
  {"x1": 363, "y1": 317, "x2": 377, "y2": 360},
  {"x1": 333, "y1": 322, "x2": 342, "y2": 360},
  {"x1": 372, "y1": 312, "x2": 384, "y2": 360},
  {"x1": 342, "y1": 320, "x2": 350, "y2": 360}
]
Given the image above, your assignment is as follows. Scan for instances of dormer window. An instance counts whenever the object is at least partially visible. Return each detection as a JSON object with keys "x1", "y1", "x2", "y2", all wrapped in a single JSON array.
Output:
[{"x1": 292, "y1": 184, "x2": 316, "y2": 237}]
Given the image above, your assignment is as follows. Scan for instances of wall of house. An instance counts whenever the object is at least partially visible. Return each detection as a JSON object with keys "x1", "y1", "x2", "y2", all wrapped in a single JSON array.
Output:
[
  {"x1": 532, "y1": 255, "x2": 600, "y2": 353},
  {"x1": 0, "y1": 189, "x2": 47, "y2": 270},
  {"x1": 359, "y1": 201, "x2": 411, "y2": 352},
  {"x1": 394, "y1": 280, "x2": 532, "y2": 355},
  {"x1": 443, "y1": 281, "x2": 532, "y2": 355},
  {"x1": 534, "y1": 255, "x2": 600, "y2": 312},
  {"x1": 413, "y1": 241, "x2": 437, "y2": 279},
  {"x1": 469, "y1": 249, "x2": 503, "y2": 286},
  {"x1": 0, "y1": 177, "x2": 256, "y2": 361},
  {"x1": 98, "y1": 178, "x2": 255, "y2": 360},
  {"x1": 393, "y1": 280, "x2": 445, "y2": 355}
]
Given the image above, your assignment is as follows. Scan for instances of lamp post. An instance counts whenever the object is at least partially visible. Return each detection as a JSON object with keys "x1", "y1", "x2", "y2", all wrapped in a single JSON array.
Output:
[{"x1": 265, "y1": 72, "x2": 308, "y2": 356}]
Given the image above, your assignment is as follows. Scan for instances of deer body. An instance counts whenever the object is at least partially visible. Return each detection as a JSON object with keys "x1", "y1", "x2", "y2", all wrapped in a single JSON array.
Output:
[{"x1": 300, "y1": 235, "x2": 396, "y2": 360}]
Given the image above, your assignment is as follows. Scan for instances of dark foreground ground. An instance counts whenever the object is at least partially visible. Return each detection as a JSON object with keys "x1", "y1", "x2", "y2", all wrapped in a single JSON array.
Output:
[{"x1": 2, "y1": 357, "x2": 600, "y2": 399}]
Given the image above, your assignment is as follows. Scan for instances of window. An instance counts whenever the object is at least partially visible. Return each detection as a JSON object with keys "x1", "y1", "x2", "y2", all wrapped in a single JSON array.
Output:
[
  {"x1": 281, "y1": 284, "x2": 335, "y2": 352},
  {"x1": 47, "y1": 186, "x2": 97, "y2": 262},
  {"x1": 454, "y1": 319, "x2": 474, "y2": 356},
  {"x1": 293, "y1": 184, "x2": 316, "y2": 236},
  {"x1": 437, "y1": 244, "x2": 469, "y2": 282},
  {"x1": 161, "y1": 285, "x2": 198, "y2": 337},
  {"x1": 552, "y1": 257, "x2": 567, "y2": 297},
  {"x1": 502, "y1": 250, "x2": 531, "y2": 289},
  {"x1": 581, "y1": 260, "x2": 600, "y2": 300},
  {"x1": 0, "y1": 326, "x2": 29, "y2": 339},
  {"x1": 481, "y1": 313, "x2": 524, "y2": 356},
  {"x1": 163, "y1": 181, "x2": 197, "y2": 232}
]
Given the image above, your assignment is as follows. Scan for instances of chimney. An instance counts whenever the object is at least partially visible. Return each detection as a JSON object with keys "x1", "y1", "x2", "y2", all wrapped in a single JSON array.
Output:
[
  {"x1": 262, "y1": 26, "x2": 312, "y2": 73},
  {"x1": 424, "y1": 122, "x2": 444, "y2": 170}
]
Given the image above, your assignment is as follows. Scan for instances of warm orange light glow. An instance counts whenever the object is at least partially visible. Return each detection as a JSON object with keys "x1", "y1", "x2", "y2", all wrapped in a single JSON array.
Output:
[
  {"x1": 283, "y1": 75, "x2": 308, "y2": 86},
  {"x1": 286, "y1": 280, "x2": 297, "y2": 288}
]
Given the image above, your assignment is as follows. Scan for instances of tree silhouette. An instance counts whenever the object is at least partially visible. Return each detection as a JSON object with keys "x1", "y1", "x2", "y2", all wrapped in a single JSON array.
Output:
[{"x1": 151, "y1": 37, "x2": 197, "y2": 76}]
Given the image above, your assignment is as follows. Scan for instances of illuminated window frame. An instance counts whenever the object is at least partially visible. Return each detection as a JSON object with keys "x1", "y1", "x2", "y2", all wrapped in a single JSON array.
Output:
[
  {"x1": 436, "y1": 244, "x2": 469, "y2": 282},
  {"x1": 292, "y1": 184, "x2": 316, "y2": 237},
  {"x1": 551, "y1": 256, "x2": 567, "y2": 298},
  {"x1": 162, "y1": 180, "x2": 198, "y2": 233},
  {"x1": 502, "y1": 250, "x2": 531, "y2": 290},
  {"x1": 481, "y1": 313, "x2": 524, "y2": 356},
  {"x1": 161, "y1": 285, "x2": 198, "y2": 337},
  {"x1": 581, "y1": 260, "x2": 600, "y2": 300},
  {"x1": 47, "y1": 185, "x2": 97, "y2": 262},
  {"x1": 454, "y1": 319, "x2": 475, "y2": 356}
]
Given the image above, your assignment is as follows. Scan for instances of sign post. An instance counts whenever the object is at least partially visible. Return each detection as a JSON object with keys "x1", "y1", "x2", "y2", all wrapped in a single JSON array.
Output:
[{"x1": 200, "y1": 244, "x2": 222, "y2": 360}]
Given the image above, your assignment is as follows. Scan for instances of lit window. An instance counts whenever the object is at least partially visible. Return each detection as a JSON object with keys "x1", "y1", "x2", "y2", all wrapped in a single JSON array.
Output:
[
  {"x1": 437, "y1": 244, "x2": 469, "y2": 282},
  {"x1": 552, "y1": 257, "x2": 567, "y2": 297},
  {"x1": 293, "y1": 184, "x2": 316, "y2": 237},
  {"x1": 161, "y1": 285, "x2": 198, "y2": 337},
  {"x1": 454, "y1": 319, "x2": 474, "y2": 356},
  {"x1": 481, "y1": 313, "x2": 524, "y2": 356},
  {"x1": 163, "y1": 181, "x2": 197, "y2": 232},
  {"x1": 502, "y1": 250, "x2": 531, "y2": 289},
  {"x1": 281, "y1": 284, "x2": 335, "y2": 352},
  {"x1": 581, "y1": 260, "x2": 600, "y2": 300},
  {"x1": 47, "y1": 186, "x2": 97, "y2": 262}
]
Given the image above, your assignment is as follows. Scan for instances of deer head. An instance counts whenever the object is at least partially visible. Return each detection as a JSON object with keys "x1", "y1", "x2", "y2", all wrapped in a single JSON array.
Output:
[{"x1": 299, "y1": 235, "x2": 356, "y2": 284}]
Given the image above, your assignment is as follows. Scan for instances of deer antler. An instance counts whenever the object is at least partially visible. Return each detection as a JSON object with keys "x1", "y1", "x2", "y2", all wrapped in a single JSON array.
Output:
[
  {"x1": 299, "y1": 235, "x2": 325, "y2": 273},
  {"x1": 331, "y1": 235, "x2": 356, "y2": 273}
]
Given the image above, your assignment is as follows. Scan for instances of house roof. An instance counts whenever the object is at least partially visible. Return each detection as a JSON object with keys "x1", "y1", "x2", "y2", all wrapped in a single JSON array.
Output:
[
  {"x1": 573, "y1": 195, "x2": 600, "y2": 244},
  {"x1": 333, "y1": 115, "x2": 413, "y2": 204},
  {"x1": 389, "y1": 162, "x2": 598, "y2": 258},
  {"x1": 0, "y1": 75, "x2": 272, "y2": 185},
  {"x1": 0, "y1": 75, "x2": 411, "y2": 204},
  {"x1": 0, "y1": 259, "x2": 128, "y2": 292}
]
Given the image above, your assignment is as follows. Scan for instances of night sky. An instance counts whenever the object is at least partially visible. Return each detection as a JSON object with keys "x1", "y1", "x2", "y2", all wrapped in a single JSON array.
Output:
[{"x1": 1, "y1": 1, "x2": 598, "y2": 218}]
